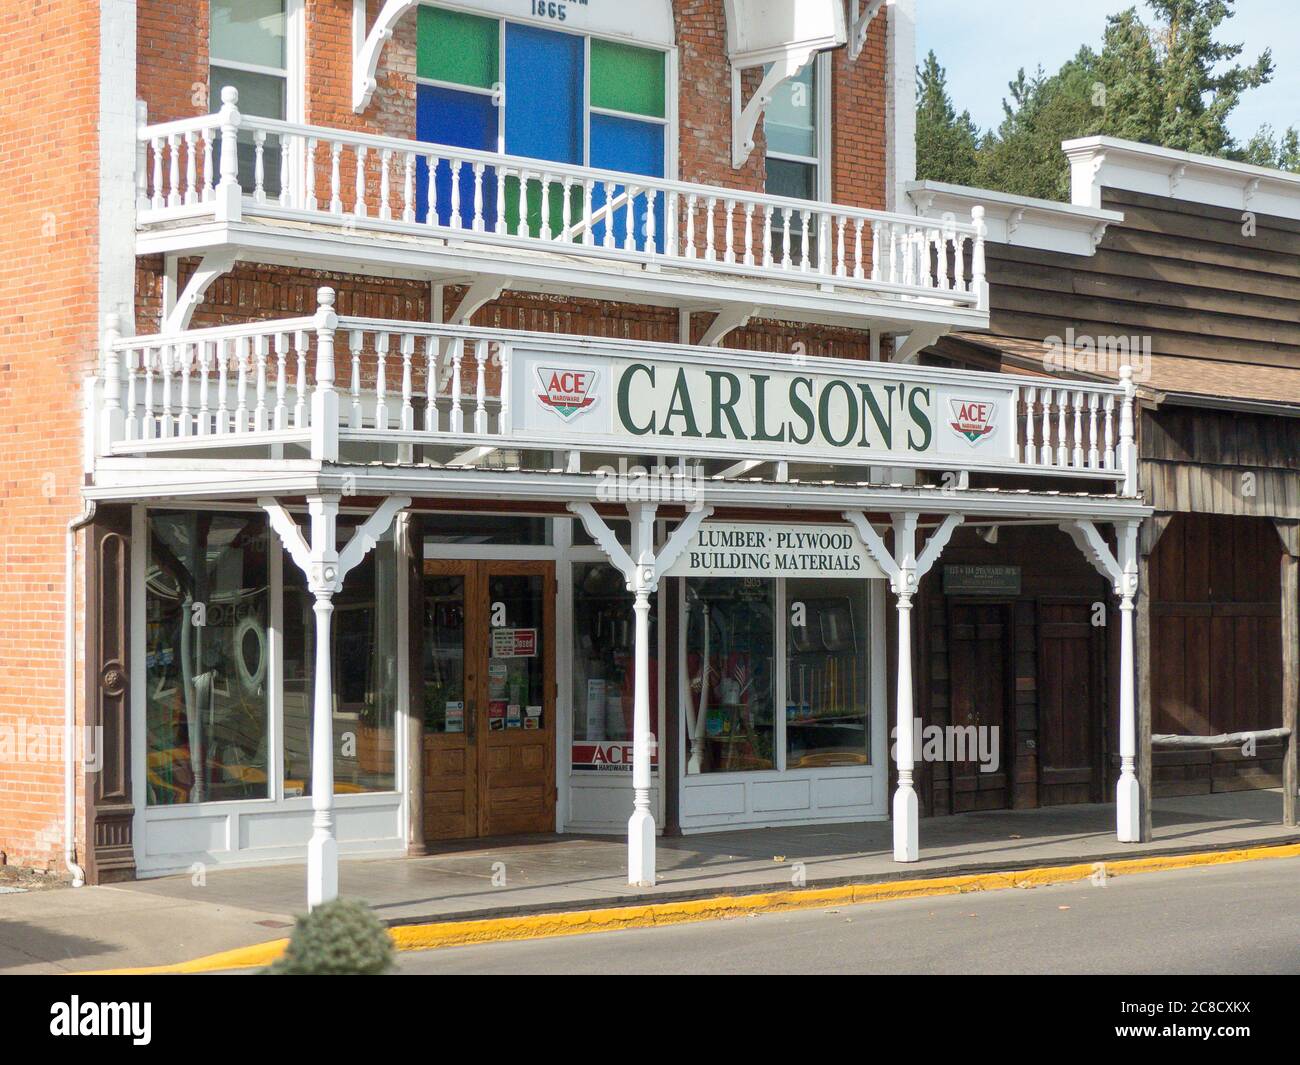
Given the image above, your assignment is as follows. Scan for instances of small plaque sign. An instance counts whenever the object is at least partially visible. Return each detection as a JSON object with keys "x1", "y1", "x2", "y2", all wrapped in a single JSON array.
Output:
[{"x1": 943, "y1": 564, "x2": 1021, "y2": 597}]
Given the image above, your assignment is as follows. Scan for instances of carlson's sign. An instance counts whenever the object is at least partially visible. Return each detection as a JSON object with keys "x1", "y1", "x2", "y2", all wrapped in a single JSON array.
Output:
[
  {"x1": 509, "y1": 349, "x2": 1019, "y2": 464},
  {"x1": 663, "y1": 522, "x2": 885, "y2": 580}
]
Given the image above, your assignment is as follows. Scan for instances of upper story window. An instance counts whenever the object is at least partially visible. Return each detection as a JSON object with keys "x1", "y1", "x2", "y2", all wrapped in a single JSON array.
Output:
[
  {"x1": 210, "y1": 0, "x2": 288, "y2": 119},
  {"x1": 414, "y1": 5, "x2": 669, "y2": 241},
  {"x1": 210, "y1": 0, "x2": 291, "y2": 196},
  {"x1": 764, "y1": 56, "x2": 830, "y2": 261}
]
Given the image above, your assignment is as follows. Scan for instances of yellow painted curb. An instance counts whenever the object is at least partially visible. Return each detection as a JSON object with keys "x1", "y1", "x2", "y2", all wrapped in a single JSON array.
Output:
[{"x1": 86, "y1": 840, "x2": 1300, "y2": 974}]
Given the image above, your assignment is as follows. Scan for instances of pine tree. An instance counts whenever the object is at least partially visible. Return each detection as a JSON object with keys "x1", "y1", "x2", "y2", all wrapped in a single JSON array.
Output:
[
  {"x1": 914, "y1": 51, "x2": 981, "y2": 187},
  {"x1": 915, "y1": 0, "x2": 1296, "y2": 199}
]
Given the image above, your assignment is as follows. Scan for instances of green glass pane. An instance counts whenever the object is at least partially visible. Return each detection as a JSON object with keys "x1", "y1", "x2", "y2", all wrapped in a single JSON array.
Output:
[
  {"x1": 590, "y1": 39, "x2": 665, "y2": 118},
  {"x1": 418, "y1": 5, "x2": 498, "y2": 89},
  {"x1": 504, "y1": 176, "x2": 586, "y2": 241}
]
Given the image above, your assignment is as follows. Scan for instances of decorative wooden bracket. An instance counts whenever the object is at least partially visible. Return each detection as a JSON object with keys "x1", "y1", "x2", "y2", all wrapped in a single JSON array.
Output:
[
  {"x1": 261, "y1": 494, "x2": 411, "y2": 593},
  {"x1": 731, "y1": 50, "x2": 811, "y2": 169},
  {"x1": 161, "y1": 249, "x2": 238, "y2": 334},
  {"x1": 893, "y1": 324, "x2": 946, "y2": 364},
  {"x1": 844, "y1": 511, "x2": 962, "y2": 596},
  {"x1": 848, "y1": 0, "x2": 886, "y2": 61},
  {"x1": 569, "y1": 501, "x2": 713, "y2": 593},
  {"x1": 353, "y1": 0, "x2": 418, "y2": 113},
  {"x1": 698, "y1": 305, "x2": 757, "y2": 347},
  {"x1": 1060, "y1": 519, "x2": 1139, "y2": 597}
]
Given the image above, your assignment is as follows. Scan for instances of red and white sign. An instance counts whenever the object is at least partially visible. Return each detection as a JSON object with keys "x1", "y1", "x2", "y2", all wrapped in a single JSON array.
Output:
[
  {"x1": 535, "y1": 366, "x2": 599, "y2": 421},
  {"x1": 571, "y1": 741, "x2": 659, "y2": 772},
  {"x1": 491, "y1": 627, "x2": 537, "y2": 658},
  {"x1": 949, "y1": 398, "x2": 996, "y2": 445}
]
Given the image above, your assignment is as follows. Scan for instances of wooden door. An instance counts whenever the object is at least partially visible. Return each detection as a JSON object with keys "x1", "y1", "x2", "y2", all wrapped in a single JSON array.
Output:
[
  {"x1": 1037, "y1": 598, "x2": 1105, "y2": 805},
  {"x1": 421, "y1": 560, "x2": 556, "y2": 841},
  {"x1": 947, "y1": 602, "x2": 1012, "y2": 811}
]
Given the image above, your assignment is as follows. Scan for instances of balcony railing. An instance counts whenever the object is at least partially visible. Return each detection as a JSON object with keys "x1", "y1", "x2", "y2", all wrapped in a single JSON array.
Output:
[
  {"x1": 98, "y1": 289, "x2": 1135, "y2": 492},
  {"x1": 136, "y1": 89, "x2": 989, "y2": 313}
]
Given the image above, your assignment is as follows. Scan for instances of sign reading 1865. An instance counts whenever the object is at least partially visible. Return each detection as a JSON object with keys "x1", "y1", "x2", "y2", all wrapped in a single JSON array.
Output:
[{"x1": 510, "y1": 348, "x2": 1019, "y2": 465}]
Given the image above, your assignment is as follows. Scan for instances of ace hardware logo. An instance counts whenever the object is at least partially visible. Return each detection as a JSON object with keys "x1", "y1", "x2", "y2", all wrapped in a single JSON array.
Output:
[{"x1": 536, "y1": 366, "x2": 599, "y2": 421}]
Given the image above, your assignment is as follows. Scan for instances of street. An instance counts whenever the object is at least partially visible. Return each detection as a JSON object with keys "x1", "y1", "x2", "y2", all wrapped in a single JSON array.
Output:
[{"x1": 396, "y1": 857, "x2": 1300, "y2": 975}]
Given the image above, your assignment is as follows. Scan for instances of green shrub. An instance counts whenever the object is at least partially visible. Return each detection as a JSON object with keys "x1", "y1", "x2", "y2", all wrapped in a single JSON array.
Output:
[{"x1": 267, "y1": 898, "x2": 395, "y2": 975}]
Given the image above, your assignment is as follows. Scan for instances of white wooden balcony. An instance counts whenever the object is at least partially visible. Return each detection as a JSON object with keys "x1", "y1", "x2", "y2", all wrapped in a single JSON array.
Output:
[
  {"x1": 93, "y1": 289, "x2": 1136, "y2": 498},
  {"x1": 134, "y1": 90, "x2": 990, "y2": 335}
]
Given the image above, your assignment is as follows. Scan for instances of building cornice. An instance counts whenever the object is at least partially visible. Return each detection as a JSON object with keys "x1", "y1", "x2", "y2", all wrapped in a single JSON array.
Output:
[
  {"x1": 1063, "y1": 135, "x2": 1300, "y2": 221},
  {"x1": 907, "y1": 180, "x2": 1123, "y2": 257}
]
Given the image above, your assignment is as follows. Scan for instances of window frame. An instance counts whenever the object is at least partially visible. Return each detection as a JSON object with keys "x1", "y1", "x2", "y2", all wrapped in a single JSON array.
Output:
[
  {"x1": 678, "y1": 572, "x2": 873, "y2": 778},
  {"x1": 763, "y1": 51, "x2": 833, "y2": 204},
  {"x1": 413, "y1": 7, "x2": 678, "y2": 179},
  {"x1": 208, "y1": 0, "x2": 305, "y2": 123}
]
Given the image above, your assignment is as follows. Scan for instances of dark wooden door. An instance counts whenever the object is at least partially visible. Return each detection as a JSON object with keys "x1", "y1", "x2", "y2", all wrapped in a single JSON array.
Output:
[
  {"x1": 1037, "y1": 598, "x2": 1105, "y2": 805},
  {"x1": 421, "y1": 560, "x2": 556, "y2": 841},
  {"x1": 947, "y1": 602, "x2": 1012, "y2": 811}
]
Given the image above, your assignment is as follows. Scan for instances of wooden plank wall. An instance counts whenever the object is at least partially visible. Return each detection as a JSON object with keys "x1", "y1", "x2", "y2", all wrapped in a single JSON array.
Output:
[
  {"x1": 1148, "y1": 513, "x2": 1285, "y2": 795},
  {"x1": 985, "y1": 188, "x2": 1300, "y2": 370}
]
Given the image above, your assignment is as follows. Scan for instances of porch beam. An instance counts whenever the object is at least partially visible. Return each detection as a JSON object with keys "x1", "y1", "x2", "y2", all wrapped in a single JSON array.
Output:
[
  {"x1": 1137, "y1": 514, "x2": 1171, "y2": 842},
  {"x1": 260, "y1": 491, "x2": 411, "y2": 910},
  {"x1": 892, "y1": 324, "x2": 946, "y2": 364},
  {"x1": 844, "y1": 510, "x2": 964, "y2": 862}
]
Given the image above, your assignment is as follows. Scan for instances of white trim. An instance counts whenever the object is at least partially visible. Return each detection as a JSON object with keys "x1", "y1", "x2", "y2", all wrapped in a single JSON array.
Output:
[
  {"x1": 884, "y1": 0, "x2": 916, "y2": 213},
  {"x1": 908, "y1": 180, "x2": 1123, "y2": 257},
  {"x1": 1064, "y1": 135, "x2": 1300, "y2": 221}
]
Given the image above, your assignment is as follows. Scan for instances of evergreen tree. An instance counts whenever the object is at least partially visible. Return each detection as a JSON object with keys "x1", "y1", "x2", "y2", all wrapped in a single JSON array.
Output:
[
  {"x1": 914, "y1": 50, "x2": 981, "y2": 186},
  {"x1": 915, "y1": 0, "x2": 1296, "y2": 198}
]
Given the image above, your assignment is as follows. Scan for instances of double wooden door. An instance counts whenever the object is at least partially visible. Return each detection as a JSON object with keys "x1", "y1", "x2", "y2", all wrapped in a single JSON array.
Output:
[{"x1": 422, "y1": 560, "x2": 556, "y2": 841}]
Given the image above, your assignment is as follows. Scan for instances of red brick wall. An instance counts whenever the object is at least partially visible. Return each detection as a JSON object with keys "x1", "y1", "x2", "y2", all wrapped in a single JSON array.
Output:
[{"x1": 0, "y1": 1, "x2": 102, "y2": 870}]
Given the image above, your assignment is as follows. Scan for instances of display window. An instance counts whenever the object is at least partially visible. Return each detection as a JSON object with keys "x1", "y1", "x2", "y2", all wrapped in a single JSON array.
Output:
[
  {"x1": 571, "y1": 562, "x2": 658, "y2": 770},
  {"x1": 282, "y1": 519, "x2": 400, "y2": 795},
  {"x1": 145, "y1": 512, "x2": 271, "y2": 805},
  {"x1": 683, "y1": 576, "x2": 872, "y2": 776}
]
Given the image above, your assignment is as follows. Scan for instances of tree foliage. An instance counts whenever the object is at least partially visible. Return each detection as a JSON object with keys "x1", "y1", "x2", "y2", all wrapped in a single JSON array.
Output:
[{"x1": 915, "y1": 0, "x2": 1297, "y2": 200}]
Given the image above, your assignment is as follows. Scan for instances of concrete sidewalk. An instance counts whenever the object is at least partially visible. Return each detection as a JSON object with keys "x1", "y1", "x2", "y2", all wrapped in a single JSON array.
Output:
[{"x1": 3, "y1": 790, "x2": 1296, "y2": 973}]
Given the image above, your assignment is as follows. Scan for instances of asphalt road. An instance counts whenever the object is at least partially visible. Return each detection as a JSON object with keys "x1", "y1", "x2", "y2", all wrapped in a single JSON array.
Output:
[{"x1": 396, "y1": 856, "x2": 1300, "y2": 974}]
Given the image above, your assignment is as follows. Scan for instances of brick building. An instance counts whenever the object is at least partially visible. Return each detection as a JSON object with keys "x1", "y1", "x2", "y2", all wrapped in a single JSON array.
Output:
[{"x1": 1, "y1": 0, "x2": 1217, "y2": 910}]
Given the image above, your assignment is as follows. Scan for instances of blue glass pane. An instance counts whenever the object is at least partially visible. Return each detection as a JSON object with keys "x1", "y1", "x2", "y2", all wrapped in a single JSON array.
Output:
[
  {"x1": 589, "y1": 114, "x2": 665, "y2": 253},
  {"x1": 504, "y1": 24, "x2": 583, "y2": 165},
  {"x1": 415, "y1": 83, "x2": 499, "y2": 228}
]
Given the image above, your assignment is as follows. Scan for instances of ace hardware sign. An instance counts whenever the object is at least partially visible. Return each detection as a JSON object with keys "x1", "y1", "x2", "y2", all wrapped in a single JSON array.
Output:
[{"x1": 511, "y1": 346, "x2": 1019, "y2": 466}]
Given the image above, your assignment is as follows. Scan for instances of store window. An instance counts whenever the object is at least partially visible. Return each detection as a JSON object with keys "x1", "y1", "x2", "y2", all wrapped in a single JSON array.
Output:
[
  {"x1": 683, "y1": 576, "x2": 872, "y2": 776},
  {"x1": 764, "y1": 57, "x2": 828, "y2": 263},
  {"x1": 282, "y1": 519, "x2": 399, "y2": 794},
  {"x1": 572, "y1": 563, "x2": 658, "y2": 749},
  {"x1": 423, "y1": 513, "x2": 550, "y2": 546},
  {"x1": 784, "y1": 578, "x2": 870, "y2": 767},
  {"x1": 210, "y1": 0, "x2": 290, "y2": 196},
  {"x1": 144, "y1": 512, "x2": 270, "y2": 805},
  {"x1": 683, "y1": 579, "x2": 776, "y2": 773},
  {"x1": 414, "y1": 5, "x2": 668, "y2": 246}
]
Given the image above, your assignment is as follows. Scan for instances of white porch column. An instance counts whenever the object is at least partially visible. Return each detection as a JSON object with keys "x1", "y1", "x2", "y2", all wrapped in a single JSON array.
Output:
[
  {"x1": 568, "y1": 500, "x2": 712, "y2": 886},
  {"x1": 844, "y1": 510, "x2": 962, "y2": 864},
  {"x1": 1115, "y1": 521, "x2": 1140, "y2": 842},
  {"x1": 263, "y1": 491, "x2": 412, "y2": 910},
  {"x1": 627, "y1": 502, "x2": 660, "y2": 887},
  {"x1": 305, "y1": 495, "x2": 340, "y2": 908},
  {"x1": 1060, "y1": 518, "x2": 1142, "y2": 843},
  {"x1": 893, "y1": 585, "x2": 918, "y2": 862},
  {"x1": 890, "y1": 514, "x2": 920, "y2": 862}
]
